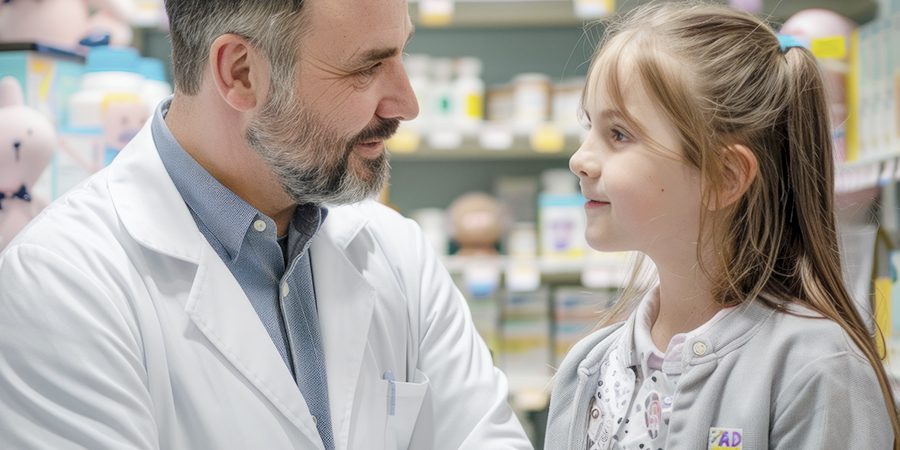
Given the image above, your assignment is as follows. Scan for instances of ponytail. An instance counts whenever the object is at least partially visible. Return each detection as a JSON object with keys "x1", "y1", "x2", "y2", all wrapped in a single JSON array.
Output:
[{"x1": 783, "y1": 46, "x2": 900, "y2": 445}]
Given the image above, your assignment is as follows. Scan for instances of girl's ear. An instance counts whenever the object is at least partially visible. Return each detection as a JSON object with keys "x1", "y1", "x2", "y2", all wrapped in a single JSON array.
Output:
[{"x1": 707, "y1": 144, "x2": 758, "y2": 211}]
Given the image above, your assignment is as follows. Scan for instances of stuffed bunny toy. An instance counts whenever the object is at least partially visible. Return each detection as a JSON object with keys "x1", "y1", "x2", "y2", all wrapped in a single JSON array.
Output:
[{"x1": 0, "y1": 77, "x2": 56, "y2": 250}]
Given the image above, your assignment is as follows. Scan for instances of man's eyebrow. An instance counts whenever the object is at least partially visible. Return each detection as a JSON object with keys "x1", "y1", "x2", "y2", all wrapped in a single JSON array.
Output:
[{"x1": 348, "y1": 28, "x2": 416, "y2": 67}]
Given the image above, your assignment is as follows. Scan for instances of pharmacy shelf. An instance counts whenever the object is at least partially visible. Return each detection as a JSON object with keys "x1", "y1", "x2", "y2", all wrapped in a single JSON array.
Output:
[
  {"x1": 388, "y1": 126, "x2": 582, "y2": 160},
  {"x1": 762, "y1": 0, "x2": 878, "y2": 24},
  {"x1": 441, "y1": 254, "x2": 632, "y2": 288},
  {"x1": 409, "y1": 0, "x2": 586, "y2": 28},
  {"x1": 390, "y1": 145, "x2": 574, "y2": 160},
  {"x1": 835, "y1": 150, "x2": 900, "y2": 194},
  {"x1": 443, "y1": 255, "x2": 587, "y2": 274},
  {"x1": 407, "y1": 0, "x2": 879, "y2": 28}
]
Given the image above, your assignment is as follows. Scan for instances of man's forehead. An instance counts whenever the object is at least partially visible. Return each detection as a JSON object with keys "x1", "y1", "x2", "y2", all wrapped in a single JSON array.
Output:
[
  {"x1": 302, "y1": 0, "x2": 414, "y2": 61},
  {"x1": 307, "y1": 0, "x2": 410, "y2": 27}
]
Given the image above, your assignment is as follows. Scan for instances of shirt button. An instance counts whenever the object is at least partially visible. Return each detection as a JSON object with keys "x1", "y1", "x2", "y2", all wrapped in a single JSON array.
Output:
[
  {"x1": 253, "y1": 220, "x2": 267, "y2": 232},
  {"x1": 312, "y1": 416, "x2": 318, "y2": 425},
  {"x1": 692, "y1": 341, "x2": 708, "y2": 356},
  {"x1": 281, "y1": 283, "x2": 289, "y2": 298}
]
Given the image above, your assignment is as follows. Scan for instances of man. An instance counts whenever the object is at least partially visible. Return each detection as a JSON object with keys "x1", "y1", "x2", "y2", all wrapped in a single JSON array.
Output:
[{"x1": 0, "y1": 0, "x2": 531, "y2": 448}]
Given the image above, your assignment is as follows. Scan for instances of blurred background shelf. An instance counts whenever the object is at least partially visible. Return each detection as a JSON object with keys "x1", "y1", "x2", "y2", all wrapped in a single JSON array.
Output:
[
  {"x1": 389, "y1": 128, "x2": 583, "y2": 160},
  {"x1": 407, "y1": 0, "x2": 879, "y2": 28}
]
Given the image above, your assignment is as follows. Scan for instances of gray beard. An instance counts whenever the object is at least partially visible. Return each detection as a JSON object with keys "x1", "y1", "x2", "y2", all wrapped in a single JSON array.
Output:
[{"x1": 245, "y1": 89, "x2": 391, "y2": 206}]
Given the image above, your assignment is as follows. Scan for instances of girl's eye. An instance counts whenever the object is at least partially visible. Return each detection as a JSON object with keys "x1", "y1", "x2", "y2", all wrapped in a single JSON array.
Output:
[{"x1": 610, "y1": 128, "x2": 629, "y2": 143}]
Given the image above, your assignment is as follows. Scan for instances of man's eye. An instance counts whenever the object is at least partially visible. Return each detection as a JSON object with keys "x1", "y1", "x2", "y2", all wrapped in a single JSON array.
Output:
[{"x1": 357, "y1": 63, "x2": 382, "y2": 77}]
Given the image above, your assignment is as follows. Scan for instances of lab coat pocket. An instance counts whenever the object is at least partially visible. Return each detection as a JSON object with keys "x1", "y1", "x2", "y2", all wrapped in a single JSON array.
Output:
[{"x1": 382, "y1": 369, "x2": 433, "y2": 450}]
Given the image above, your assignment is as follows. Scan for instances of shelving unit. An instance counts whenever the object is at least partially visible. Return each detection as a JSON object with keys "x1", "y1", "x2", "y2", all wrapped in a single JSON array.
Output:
[
  {"x1": 836, "y1": 150, "x2": 900, "y2": 194},
  {"x1": 407, "y1": 0, "x2": 879, "y2": 28},
  {"x1": 388, "y1": 126, "x2": 584, "y2": 160},
  {"x1": 441, "y1": 254, "x2": 630, "y2": 285}
]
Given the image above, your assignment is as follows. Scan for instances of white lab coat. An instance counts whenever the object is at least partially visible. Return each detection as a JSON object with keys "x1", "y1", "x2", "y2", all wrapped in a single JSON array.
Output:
[{"x1": 0, "y1": 122, "x2": 532, "y2": 450}]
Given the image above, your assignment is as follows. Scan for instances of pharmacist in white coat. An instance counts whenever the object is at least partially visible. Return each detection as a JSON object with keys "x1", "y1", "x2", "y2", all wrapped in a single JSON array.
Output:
[{"x1": 0, "y1": 0, "x2": 531, "y2": 449}]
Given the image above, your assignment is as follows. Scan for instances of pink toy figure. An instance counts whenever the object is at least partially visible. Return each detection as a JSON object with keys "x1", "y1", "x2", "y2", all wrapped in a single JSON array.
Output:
[
  {"x1": 100, "y1": 93, "x2": 148, "y2": 166},
  {"x1": 447, "y1": 192, "x2": 506, "y2": 257},
  {"x1": 0, "y1": 77, "x2": 55, "y2": 250},
  {"x1": 0, "y1": 0, "x2": 134, "y2": 49}
]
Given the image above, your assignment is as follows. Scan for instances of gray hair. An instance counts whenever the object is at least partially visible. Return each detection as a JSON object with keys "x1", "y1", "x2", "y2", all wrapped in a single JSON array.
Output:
[{"x1": 164, "y1": 0, "x2": 308, "y2": 95}]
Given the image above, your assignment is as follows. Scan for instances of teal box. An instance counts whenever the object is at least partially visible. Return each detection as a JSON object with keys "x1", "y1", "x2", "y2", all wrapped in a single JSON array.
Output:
[
  {"x1": 0, "y1": 44, "x2": 85, "y2": 199},
  {"x1": 0, "y1": 43, "x2": 85, "y2": 129}
]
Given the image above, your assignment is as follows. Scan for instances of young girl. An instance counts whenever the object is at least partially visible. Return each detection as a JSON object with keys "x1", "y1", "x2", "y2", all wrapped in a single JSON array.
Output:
[{"x1": 545, "y1": 3, "x2": 899, "y2": 449}]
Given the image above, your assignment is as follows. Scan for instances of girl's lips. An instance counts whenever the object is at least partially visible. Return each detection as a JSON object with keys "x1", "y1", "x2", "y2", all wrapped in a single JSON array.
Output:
[{"x1": 585, "y1": 200, "x2": 610, "y2": 209}]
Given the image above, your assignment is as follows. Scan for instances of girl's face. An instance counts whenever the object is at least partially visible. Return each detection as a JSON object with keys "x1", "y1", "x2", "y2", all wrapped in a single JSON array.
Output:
[{"x1": 570, "y1": 71, "x2": 705, "y2": 263}]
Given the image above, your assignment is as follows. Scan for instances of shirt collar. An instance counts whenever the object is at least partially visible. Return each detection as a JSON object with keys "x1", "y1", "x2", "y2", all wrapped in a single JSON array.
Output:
[
  {"x1": 151, "y1": 97, "x2": 327, "y2": 262},
  {"x1": 631, "y1": 285, "x2": 733, "y2": 375}
]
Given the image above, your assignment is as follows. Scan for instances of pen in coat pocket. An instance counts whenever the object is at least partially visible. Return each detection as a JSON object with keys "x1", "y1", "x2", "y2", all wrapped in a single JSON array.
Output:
[{"x1": 383, "y1": 370, "x2": 396, "y2": 416}]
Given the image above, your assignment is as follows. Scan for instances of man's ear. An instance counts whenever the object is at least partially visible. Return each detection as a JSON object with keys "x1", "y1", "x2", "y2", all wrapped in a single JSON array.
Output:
[
  {"x1": 208, "y1": 34, "x2": 269, "y2": 112},
  {"x1": 707, "y1": 144, "x2": 758, "y2": 211}
]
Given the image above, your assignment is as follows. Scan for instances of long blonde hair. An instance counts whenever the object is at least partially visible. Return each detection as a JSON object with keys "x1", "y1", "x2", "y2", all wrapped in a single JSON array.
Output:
[{"x1": 584, "y1": 1, "x2": 900, "y2": 442}]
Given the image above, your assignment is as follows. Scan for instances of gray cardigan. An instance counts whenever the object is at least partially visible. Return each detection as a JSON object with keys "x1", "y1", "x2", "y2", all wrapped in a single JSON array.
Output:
[{"x1": 544, "y1": 296, "x2": 893, "y2": 449}]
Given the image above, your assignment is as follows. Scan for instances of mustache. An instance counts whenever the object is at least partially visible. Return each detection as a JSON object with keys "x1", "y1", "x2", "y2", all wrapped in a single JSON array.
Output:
[{"x1": 351, "y1": 118, "x2": 401, "y2": 145}]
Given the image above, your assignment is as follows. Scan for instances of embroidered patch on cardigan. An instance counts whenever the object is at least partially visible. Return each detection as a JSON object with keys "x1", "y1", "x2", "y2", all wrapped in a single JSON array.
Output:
[{"x1": 708, "y1": 427, "x2": 743, "y2": 450}]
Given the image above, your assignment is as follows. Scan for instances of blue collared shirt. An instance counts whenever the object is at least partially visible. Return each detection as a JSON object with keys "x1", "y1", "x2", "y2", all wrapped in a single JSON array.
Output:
[{"x1": 151, "y1": 98, "x2": 335, "y2": 448}]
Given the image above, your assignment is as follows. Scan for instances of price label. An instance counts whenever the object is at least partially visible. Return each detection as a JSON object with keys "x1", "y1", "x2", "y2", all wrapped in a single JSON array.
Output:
[
  {"x1": 811, "y1": 36, "x2": 847, "y2": 60},
  {"x1": 505, "y1": 262, "x2": 541, "y2": 293},
  {"x1": 420, "y1": 0, "x2": 454, "y2": 27},
  {"x1": 478, "y1": 124, "x2": 514, "y2": 150},
  {"x1": 574, "y1": 0, "x2": 615, "y2": 19},
  {"x1": 386, "y1": 128, "x2": 421, "y2": 154},
  {"x1": 427, "y1": 129, "x2": 462, "y2": 150},
  {"x1": 530, "y1": 124, "x2": 565, "y2": 154}
]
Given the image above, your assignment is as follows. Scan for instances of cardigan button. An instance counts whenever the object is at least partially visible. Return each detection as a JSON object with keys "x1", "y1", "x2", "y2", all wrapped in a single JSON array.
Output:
[{"x1": 692, "y1": 341, "x2": 709, "y2": 356}]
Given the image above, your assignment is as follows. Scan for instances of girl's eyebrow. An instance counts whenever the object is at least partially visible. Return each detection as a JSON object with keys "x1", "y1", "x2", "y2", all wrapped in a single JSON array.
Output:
[{"x1": 598, "y1": 109, "x2": 626, "y2": 122}]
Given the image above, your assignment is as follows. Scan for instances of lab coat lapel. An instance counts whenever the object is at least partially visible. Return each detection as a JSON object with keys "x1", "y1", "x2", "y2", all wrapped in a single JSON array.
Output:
[
  {"x1": 311, "y1": 217, "x2": 375, "y2": 450},
  {"x1": 184, "y1": 244, "x2": 325, "y2": 449},
  {"x1": 111, "y1": 122, "x2": 324, "y2": 448}
]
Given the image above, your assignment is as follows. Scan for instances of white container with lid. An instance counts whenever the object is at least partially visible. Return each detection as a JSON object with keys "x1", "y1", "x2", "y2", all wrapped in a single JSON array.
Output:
[
  {"x1": 553, "y1": 77, "x2": 585, "y2": 133},
  {"x1": 453, "y1": 57, "x2": 485, "y2": 131},
  {"x1": 403, "y1": 54, "x2": 431, "y2": 130},
  {"x1": 513, "y1": 73, "x2": 551, "y2": 130},
  {"x1": 68, "y1": 46, "x2": 144, "y2": 130}
]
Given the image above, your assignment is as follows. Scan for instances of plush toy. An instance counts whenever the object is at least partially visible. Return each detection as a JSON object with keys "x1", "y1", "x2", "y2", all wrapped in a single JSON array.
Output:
[
  {"x1": 0, "y1": 0, "x2": 134, "y2": 49},
  {"x1": 100, "y1": 93, "x2": 148, "y2": 166},
  {"x1": 448, "y1": 192, "x2": 506, "y2": 256},
  {"x1": 0, "y1": 77, "x2": 56, "y2": 250}
]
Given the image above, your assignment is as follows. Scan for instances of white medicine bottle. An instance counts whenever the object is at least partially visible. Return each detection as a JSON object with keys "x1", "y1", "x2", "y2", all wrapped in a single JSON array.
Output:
[
  {"x1": 138, "y1": 57, "x2": 172, "y2": 115},
  {"x1": 453, "y1": 57, "x2": 484, "y2": 131},
  {"x1": 68, "y1": 46, "x2": 144, "y2": 130},
  {"x1": 429, "y1": 58, "x2": 455, "y2": 130},
  {"x1": 403, "y1": 54, "x2": 431, "y2": 130}
]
